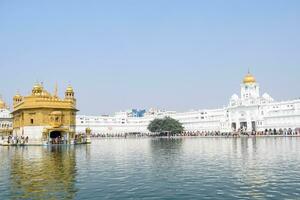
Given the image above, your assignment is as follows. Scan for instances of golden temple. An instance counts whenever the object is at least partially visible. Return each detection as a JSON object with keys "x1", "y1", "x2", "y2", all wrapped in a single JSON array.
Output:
[{"x1": 11, "y1": 83, "x2": 79, "y2": 145}]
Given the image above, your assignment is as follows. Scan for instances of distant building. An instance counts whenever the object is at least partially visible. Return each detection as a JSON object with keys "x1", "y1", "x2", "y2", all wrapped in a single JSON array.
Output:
[
  {"x1": 11, "y1": 83, "x2": 78, "y2": 144},
  {"x1": 131, "y1": 109, "x2": 146, "y2": 117},
  {"x1": 77, "y1": 72, "x2": 300, "y2": 135},
  {"x1": 0, "y1": 98, "x2": 13, "y2": 136}
]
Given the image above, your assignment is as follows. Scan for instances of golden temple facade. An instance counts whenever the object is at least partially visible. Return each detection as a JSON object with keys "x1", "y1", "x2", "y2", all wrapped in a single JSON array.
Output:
[{"x1": 11, "y1": 83, "x2": 78, "y2": 144}]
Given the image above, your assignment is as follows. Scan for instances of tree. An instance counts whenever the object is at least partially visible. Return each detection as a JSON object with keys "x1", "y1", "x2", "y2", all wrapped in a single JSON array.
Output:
[{"x1": 148, "y1": 117, "x2": 184, "y2": 135}]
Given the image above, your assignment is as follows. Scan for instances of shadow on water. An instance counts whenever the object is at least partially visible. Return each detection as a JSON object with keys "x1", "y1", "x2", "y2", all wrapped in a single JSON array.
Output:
[
  {"x1": 8, "y1": 145, "x2": 78, "y2": 200},
  {"x1": 149, "y1": 138, "x2": 184, "y2": 170},
  {"x1": 150, "y1": 138, "x2": 183, "y2": 154}
]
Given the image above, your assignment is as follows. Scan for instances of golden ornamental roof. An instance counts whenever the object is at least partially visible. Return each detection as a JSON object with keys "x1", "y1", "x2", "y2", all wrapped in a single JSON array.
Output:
[
  {"x1": 12, "y1": 83, "x2": 78, "y2": 113},
  {"x1": 243, "y1": 73, "x2": 256, "y2": 84}
]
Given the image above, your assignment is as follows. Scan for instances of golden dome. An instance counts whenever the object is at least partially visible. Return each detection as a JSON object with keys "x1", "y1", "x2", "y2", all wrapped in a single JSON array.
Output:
[
  {"x1": 13, "y1": 93, "x2": 21, "y2": 100},
  {"x1": 14, "y1": 93, "x2": 21, "y2": 98},
  {"x1": 33, "y1": 83, "x2": 43, "y2": 90},
  {"x1": 66, "y1": 85, "x2": 74, "y2": 92},
  {"x1": 243, "y1": 73, "x2": 256, "y2": 84}
]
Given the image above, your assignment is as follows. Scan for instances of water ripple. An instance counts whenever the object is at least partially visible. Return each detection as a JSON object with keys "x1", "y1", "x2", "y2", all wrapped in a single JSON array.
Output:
[{"x1": 1, "y1": 137, "x2": 300, "y2": 199}]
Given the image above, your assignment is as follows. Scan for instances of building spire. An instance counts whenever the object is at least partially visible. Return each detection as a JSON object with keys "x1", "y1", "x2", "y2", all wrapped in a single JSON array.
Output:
[{"x1": 54, "y1": 82, "x2": 58, "y2": 97}]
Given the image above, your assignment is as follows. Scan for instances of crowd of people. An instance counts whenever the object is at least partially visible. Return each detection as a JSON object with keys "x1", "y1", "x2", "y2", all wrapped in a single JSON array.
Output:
[
  {"x1": 90, "y1": 128, "x2": 300, "y2": 138},
  {"x1": 0, "y1": 134, "x2": 90, "y2": 145},
  {"x1": 49, "y1": 136, "x2": 66, "y2": 145},
  {"x1": 1, "y1": 135, "x2": 29, "y2": 145},
  {"x1": 1, "y1": 128, "x2": 299, "y2": 145}
]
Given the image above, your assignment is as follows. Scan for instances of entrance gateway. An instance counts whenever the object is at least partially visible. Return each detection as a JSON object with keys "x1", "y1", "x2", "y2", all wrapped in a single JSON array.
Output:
[
  {"x1": 240, "y1": 122, "x2": 247, "y2": 131},
  {"x1": 49, "y1": 130, "x2": 67, "y2": 144},
  {"x1": 237, "y1": 121, "x2": 256, "y2": 132},
  {"x1": 50, "y1": 131, "x2": 62, "y2": 139}
]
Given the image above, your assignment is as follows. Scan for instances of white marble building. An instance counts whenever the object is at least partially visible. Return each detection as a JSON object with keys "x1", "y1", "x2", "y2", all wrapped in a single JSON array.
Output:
[
  {"x1": 77, "y1": 73, "x2": 300, "y2": 135},
  {"x1": 0, "y1": 98, "x2": 13, "y2": 135}
]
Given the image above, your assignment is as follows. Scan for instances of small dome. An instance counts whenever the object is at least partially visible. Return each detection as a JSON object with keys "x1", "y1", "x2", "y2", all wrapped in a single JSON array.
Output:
[
  {"x1": 66, "y1": 85, "x2": 74, "y2": 92},
  {"x1": 243, "y1": 73, "x2": 256, "y2": 84},
  {"x1": 262, "y1": 93, "x2": 270, "y2": 99},
  {"x1": 262, "y1": 93, "x2": 274, "y2": 101},
  {"x1": 231, "y1": 94, "x2": 239, "y2": 101},
  {"x1": 14, "y1": 93, "x2": 21, "y2": 98},
  {"x1": 32, "y1": 83, "x2": 43, "y2": 95},
  {"x1": 33, "y1": 83, "x2": 43, "y2": 90},
  {"x1": 13, "y1": 92, "x2": 22, "y2": 100}
]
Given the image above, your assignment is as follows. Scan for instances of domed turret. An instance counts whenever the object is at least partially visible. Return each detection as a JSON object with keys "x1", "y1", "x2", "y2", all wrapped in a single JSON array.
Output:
[
  {"x1": 241, "y1": 71, "x2": 260, "y2": 99},
  {"x1": 231, "y1": 94, "x2": 239, "y2": 101},
  {"x1": 230, "y1": 94, "x2": 239, "y2": 106},
  {"x1": 66, "y1": 85, "x2": 74, "y2": 93},
  {"x1": 13, "y1": 92, "x2": 23, "y2": 105},
  {"x1": 65, "y1": 85, "x2": 75, "y2": 100},
  {"x1": 243, "y1": 73, "x2": 256, "y2": 84},
  {"x1": 262, "y1": 93, "x2": 274, "y2": 102},
  {"x1": 32, "y1": 83, "x2": 43, "y2": 95}
]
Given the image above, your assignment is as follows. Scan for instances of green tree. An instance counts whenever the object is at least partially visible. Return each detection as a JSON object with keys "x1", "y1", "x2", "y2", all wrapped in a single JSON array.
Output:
[{"x1": 148, "y1": 117, "x2": 184, "y2": 135}]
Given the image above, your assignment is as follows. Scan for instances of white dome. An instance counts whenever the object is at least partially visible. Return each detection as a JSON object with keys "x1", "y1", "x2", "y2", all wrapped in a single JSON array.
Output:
[
  {"x1": 231, "y1": 94, "x2": 239, "y2": 101},
  {"x1": 262, "y1": 93, "x2": 274, "y2": 101}
]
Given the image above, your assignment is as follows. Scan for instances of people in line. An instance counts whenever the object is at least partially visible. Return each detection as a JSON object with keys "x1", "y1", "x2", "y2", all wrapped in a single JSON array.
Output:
[
  {"x1": 49, "y1": 136, "x2": 64, "y2": 145},
  {"x1": 88, "y1": 128, "x2": 300, "y2": 138},
  {"x1": 1, "y1": 128, "x2": 299, "y2": 145},
  {"x1": 4, "y1": 135, "x2": 29, "y2": 145}
]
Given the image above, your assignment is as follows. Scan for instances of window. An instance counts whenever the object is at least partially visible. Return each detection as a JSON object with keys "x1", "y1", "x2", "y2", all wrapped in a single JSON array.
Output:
[{"x1": 30, "y1": 119, "x2": 34, "y2": 124}]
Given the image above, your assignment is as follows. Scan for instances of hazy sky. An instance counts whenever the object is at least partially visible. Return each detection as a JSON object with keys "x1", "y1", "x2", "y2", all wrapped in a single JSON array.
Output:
[{"x1": 0, "y1": 0, "x2": 299, "y2": 115}]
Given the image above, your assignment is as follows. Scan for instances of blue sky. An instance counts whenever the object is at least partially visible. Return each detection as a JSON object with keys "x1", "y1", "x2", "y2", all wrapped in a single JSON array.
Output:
[{"x1": 0, "y1": 0, "x2": 299, "y2": 115}]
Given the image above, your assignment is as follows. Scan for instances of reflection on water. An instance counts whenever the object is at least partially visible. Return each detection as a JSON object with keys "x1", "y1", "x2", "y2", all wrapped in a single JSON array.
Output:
[
  {"x1": 1, "y1": 137, "x2": 300, "y2": 199},
  {"x1": 150, "y1": 138, "x2": 183, "y2": 156},
  {"x1": 2, "y1": 146, "x2": 77, "y2": 200}
]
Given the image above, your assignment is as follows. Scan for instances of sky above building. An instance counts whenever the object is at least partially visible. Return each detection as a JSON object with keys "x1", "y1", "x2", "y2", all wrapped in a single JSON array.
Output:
[{"x1": 0, "y1": 0, "x2": 300, "y2": 115}]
